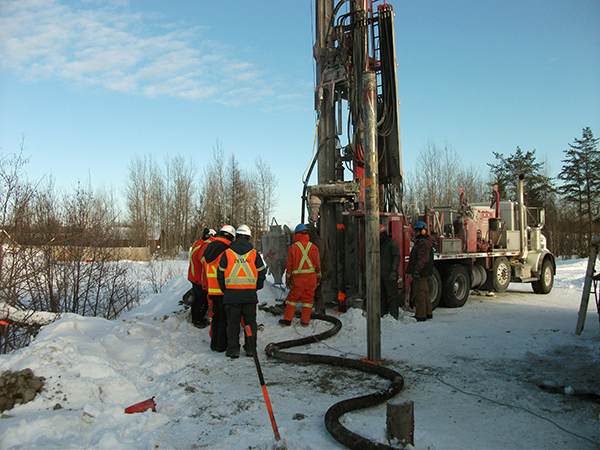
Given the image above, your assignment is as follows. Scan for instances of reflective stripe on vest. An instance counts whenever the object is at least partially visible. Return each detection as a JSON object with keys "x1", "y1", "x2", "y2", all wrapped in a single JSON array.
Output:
[
  {"x1": 293, "y1": 241, "x2": 315, "y2": 274},
  {"x1": 206, "y1": 257, "x2": 223, "y2": 295},
  {"x1": 223, "y1": 249, "x2": 258, "y2": 289}
]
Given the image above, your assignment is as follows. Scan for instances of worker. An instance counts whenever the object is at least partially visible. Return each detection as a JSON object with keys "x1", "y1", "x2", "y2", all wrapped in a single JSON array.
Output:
[
  {"x1": 203, "y1": 224, "x2": 235, "y2": 351},
  {"x1": 379, "y1": 224, "x2": 401, "y2": 319},
  {"x1": 188, "y1": 227, "x2": 216, "y2": 327},
  {"x1": 217, "y1": 225, "x2": 266, "y2": 359},
  {"x1": 279, "y1": 224, "x2": 322, "y2": 327},
  {"x1": 307, "y1": 222, "x2": 332, "y2": 315},
  {"x1": 405, "y1": 221, "x2": 434, "y2": 321}
]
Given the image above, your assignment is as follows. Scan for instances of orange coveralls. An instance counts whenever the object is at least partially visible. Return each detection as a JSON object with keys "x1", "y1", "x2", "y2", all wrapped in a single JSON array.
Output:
[{"x1": 283, "y1": 231, "x2": 322, "y2": 324}]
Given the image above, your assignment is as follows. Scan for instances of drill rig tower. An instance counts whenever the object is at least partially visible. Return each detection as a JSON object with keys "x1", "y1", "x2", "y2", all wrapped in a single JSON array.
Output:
[{"x1": 309, "y1": 0, "x2": 403, "y2": 360}]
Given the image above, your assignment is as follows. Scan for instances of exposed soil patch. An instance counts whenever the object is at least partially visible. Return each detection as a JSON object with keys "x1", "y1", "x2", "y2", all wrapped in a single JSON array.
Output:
[{"x1": 0, "y1": 368, "x2": 45, "y2": 413}]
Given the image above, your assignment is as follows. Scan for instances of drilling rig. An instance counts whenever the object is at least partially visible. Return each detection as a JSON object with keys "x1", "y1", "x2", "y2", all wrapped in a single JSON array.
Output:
[
  {"x1": 307, "y1": 0, "x2": 402, "y2": 306},
  {"x1": 303, "y1": 0, "x2": 555, "y2": 331}
]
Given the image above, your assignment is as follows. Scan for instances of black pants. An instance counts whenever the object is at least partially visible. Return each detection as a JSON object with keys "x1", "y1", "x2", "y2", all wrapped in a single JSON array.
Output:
[
  {"x1": 313, "y1": 282, "x2": 325, "y2": 314},
  {"x1": 209, "y1": 295, "x2": 228, "y2": 352},
  {"x1": 191, "y1": 283, "x2": 209, "y2": 324},
  {"x1": 380, "y1": 277, "x2": 400, "y2": 318},
  {"x1": 224, "y1": 303, "x2": 257, "y2": 355}
]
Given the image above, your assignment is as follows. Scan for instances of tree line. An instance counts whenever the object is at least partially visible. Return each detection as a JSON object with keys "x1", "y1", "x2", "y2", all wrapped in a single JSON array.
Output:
[{"x1": 124, "y1": 141, "x2": 278, "y2": 252}]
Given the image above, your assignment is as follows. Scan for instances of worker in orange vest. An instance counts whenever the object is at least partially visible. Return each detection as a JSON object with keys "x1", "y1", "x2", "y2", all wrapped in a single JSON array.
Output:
[
  {"x1": 188, "y1": 227, "x2": 216, "y2": 327},
  {"x1": 279, "y1": 224, "x2": 322, "y2": 327},
  {"x1": 217, "y1": 225, "x2": 266, "y2": 358},
  {"x1": 203, "y1": 224, "x2": 235, "y2": 352}
]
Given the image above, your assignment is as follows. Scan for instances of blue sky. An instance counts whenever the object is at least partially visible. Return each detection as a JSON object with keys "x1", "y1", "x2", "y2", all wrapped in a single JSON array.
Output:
[{"x1": 1, "y1": 0, "x2": 599, "y2": 228}]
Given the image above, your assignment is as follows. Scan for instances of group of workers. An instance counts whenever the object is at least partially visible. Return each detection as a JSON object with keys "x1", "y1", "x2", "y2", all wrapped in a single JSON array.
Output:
[
  {"x1": 188, "y1": 224, "x2": 266, "y2": 358},
  {"x1": 188, "y1": 222, "x2": 331, "y2": 359},
  {"x1": 380, "y1": 220, "x2": 434, "y2": 322},
  {"x1": 188, "y1": 219, "x2": 433, "y2": 358}
]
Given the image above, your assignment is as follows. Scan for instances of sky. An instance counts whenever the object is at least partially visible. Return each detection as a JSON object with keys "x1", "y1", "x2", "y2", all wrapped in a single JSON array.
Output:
[
  {"x1": 1, "y1": 0, "x2": 599, "y2": 228},
  {"x1": 0, "y1": 258, "x2": 598, "y2": 449}
]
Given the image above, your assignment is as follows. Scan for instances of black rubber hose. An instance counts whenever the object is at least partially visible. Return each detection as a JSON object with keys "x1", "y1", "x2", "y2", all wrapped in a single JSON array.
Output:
[{"x1": 265, "y1": 313, "x2": 405, "y2": 450}]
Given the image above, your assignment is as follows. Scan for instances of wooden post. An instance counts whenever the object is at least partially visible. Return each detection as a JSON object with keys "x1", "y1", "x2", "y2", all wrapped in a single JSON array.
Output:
[
  {"x1": 576, "y1": 236, "x2": 600, "y2": 335},
  {"x1": 387, "y1": 400, "x2": 414, "y2": 447}
]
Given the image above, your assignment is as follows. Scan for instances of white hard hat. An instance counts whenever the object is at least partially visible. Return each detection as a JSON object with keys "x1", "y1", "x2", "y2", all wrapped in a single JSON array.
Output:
[
  {"x1": 208, "y1": 229, "x2": 216, "y2": 236},
  {"x1": 236, "y1": 224, "x2": 251, "y2": 237},
  {"x1": 220, "y1": 224, "x2": 235, "y2": 237}
]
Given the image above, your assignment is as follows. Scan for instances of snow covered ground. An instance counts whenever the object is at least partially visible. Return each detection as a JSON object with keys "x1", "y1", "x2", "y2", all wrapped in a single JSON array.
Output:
[{"x1": 0, "y1": 258, "x2": 598, "y2": 450}]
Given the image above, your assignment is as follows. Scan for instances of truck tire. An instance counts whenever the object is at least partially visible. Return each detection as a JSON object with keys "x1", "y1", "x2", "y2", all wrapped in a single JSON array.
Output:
[
  {"x1": 532, "y1": 258, "x2": 554, "y2": 294},
  {"x1": 429, "y1": 267, "x2": 442, "y2": 310},
  {"x1": 491, "y1": 256, "x2": 511, "y2": 293},
  {"x1": 441, "y1": 264, "x2": 471, "y2": 308}
]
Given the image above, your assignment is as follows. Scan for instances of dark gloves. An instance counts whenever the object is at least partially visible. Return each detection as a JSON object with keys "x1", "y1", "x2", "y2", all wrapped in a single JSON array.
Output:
[
  {"x1": 286, "y1": 279, "x2": 292, "y2": 289},
  {"x1": 413, "y1": 270, "x2": 420, "y2": 279}
]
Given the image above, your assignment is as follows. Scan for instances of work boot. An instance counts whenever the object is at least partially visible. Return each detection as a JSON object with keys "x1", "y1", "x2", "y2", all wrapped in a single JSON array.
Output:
[
  {"x1": 300, "y1": 321, "x2": 310, "y2": 327},
  {"x1": 426, "y1": 314, "x2": 433, "y2": 319},
  {"x1": 226, "y1": 349, "x2": 240, "y2": 359},
  {"x1": 192, "y1": 318, "x2": 210, "y2": 328},
  {"x1": 278, "y1": 319, "x2": 291, "y2": 326}
]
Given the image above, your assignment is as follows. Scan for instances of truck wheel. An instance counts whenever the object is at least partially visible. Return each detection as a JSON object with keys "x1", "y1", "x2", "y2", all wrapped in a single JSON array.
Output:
[
  {"x1": 429, "y1": 267, "x2": 442, "y2": 310},
  {"x1": 491, "y1": 256, "x2": 511, "y2": 292},
  {"x1": 532, "y1": 259, "x2": 554, "y2": 294},
  {"x1": 441, "y1": 264, "x2": 471, "y2": 308}
]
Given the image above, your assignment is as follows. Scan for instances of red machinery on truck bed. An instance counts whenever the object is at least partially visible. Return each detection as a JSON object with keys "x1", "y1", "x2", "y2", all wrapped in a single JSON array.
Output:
[{"x1": 379, "y1": 174, "x2": 555, "y2": 310}]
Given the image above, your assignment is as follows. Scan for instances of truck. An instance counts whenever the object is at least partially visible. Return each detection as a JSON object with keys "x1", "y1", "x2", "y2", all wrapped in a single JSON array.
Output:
[
  {"x1": 263, "y1": 0, "x2": 555, "y2": 312},
  {"x1": 381, "y1": 173, "x2": 555, "y2": 311}
]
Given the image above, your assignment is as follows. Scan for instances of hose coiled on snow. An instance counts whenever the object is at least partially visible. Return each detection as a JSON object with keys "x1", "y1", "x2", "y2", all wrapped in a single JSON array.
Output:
[{"x1": 265, "y1": 313, "x2": 405, "y2": 450}]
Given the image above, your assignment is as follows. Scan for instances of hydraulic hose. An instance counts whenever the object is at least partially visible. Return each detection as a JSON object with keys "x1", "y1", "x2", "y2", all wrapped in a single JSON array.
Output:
[{"x1": 265, "y1": 313, "x2": 405, "y2": 450}]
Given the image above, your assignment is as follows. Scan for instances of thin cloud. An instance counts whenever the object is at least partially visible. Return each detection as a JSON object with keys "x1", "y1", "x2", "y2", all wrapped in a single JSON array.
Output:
[{"x1": 0, "y1": 0, "x2": 305, "y2": 108}]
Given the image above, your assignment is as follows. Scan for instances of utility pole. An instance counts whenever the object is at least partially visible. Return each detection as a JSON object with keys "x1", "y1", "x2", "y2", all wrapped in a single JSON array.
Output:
[{"x1": 363, "y1": 70, "x2": 381, "y2": 362}]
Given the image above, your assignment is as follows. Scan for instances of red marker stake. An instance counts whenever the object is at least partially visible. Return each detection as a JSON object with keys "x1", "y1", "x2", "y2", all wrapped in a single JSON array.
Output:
[{"x1": 244, "y1": 325, "x2": 281, "y2": 441}]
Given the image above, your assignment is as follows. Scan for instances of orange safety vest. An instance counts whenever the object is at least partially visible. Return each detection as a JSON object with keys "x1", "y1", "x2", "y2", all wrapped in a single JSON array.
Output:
[
  {"x1": 205, "y1": 237, "x2": 231, "y2": 296},
  {"x1": 188, "y1": 239, "x2": 206, "y2": 284},
  {"x1": 221, "y1": 248, "x2": 259, "y2": 290}
]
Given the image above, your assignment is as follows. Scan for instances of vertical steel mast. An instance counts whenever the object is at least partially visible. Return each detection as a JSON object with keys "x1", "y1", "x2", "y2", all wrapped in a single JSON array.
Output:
[{"x1": 311, "y1": 0, "x2": 402, "y2": 362}]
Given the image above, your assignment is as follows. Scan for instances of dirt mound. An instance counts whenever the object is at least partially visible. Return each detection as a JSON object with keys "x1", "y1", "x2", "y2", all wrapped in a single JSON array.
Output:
[{"x1": 0, "y1": 368, "x2": 45, "y2": 413}]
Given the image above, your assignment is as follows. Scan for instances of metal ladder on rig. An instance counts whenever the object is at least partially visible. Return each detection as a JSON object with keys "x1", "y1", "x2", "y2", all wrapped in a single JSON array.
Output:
[{"x1": 575, "y1": 236, "x2": 600, "y2": 335}]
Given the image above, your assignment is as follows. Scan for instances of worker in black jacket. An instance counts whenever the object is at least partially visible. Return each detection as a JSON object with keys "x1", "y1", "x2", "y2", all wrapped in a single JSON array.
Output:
[
  {"x1": 203, "y1": 225, "x2": 235, "y2": 352},
  {"x1": 217, "y1": 225, "x2": 266, "y2": 358},
  {"x1": 307, "y1": 222, "x2": 332, "y2": 314},
  {"x1": 405, "y1": 221, "x2": 434, "y2": 321},
  {"x1": 379, "y1": 224, "x2": 401, "y2": 319}
]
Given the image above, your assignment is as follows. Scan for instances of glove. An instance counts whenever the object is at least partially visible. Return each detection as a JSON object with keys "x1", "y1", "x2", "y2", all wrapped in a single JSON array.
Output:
[
  {"x1": 389, "y1": 272, "x2": 396, "y2": 281},
  {"x1": 286, "y1": 279, "x2": 292, "y2": 289},
  {"x1": 413, "y1": 270, "x2": 420, "y2": 279}
]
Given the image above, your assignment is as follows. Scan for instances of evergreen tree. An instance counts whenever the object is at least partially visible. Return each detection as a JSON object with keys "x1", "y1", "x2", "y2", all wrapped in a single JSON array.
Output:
[
  {"x1": 558, "y1": 127, "x2": 600, "y2": 255},
  {"x1": 487, "y1": 147, "x2": 554, "y2": 206}
]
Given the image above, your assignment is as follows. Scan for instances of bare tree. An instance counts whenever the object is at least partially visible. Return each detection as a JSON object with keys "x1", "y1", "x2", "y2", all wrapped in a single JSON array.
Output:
[
  {"x1": 254, "y1": 155, "x2": 279, "y2": 236},
  {"x1": 124, "y1": 155, "x2": 158, "y2": 247},
  {"x1": 165, "y1": 155, "x2": 196, "y2": 254},
  {"x1": 199, "y1": 142, "x2": 227, "y2": 229},
  {"x1": 404, "y1": 141, "x2": 491, "y2": 217}
]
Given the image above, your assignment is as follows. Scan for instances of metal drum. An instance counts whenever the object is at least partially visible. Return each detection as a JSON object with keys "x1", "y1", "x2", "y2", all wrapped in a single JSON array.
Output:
[{"x1": 260, "y1": 224, "x2": 293, "y2": 285}]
